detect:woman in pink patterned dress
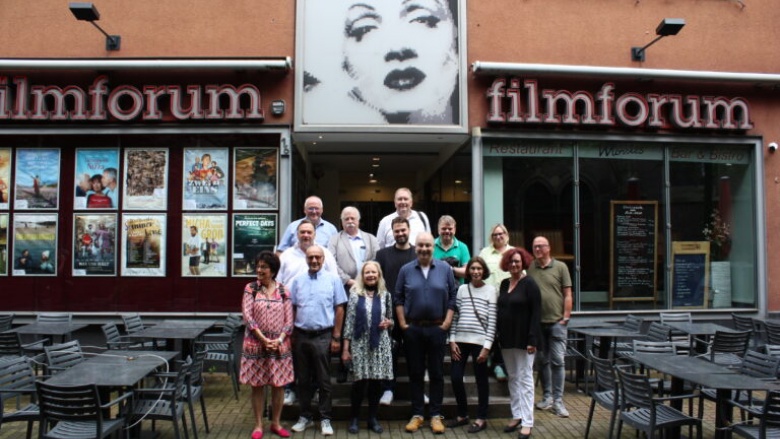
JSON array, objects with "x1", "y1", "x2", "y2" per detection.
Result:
[{"x1": 240, "y1": 251, "x2": 294, "y2": 439}]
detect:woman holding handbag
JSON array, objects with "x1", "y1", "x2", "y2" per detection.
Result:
[
  {"x1": 240, "y1": 251, "x2": 294, "y2": 439},
  {"x1": 447, "y1": 256, "x2": 497, "y2": 433}
]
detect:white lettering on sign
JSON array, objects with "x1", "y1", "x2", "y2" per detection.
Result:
[
  {"x1": 0, "y1": 75, "x2": 266, "y2": 122},
  {"x1": 486, "y1": 78, "x2": 752, "y2": 131}
]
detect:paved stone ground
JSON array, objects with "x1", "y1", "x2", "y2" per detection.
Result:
[{"x1": 0, "y1": 372, "x2": 725, "y2": 439}]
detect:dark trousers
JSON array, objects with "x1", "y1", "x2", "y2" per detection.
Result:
[
  {"x1": 404, "y1": 325, "x2": 446, "y2": 417},
  {"x1": 450, "y1": 342, "x2": 489, "y2": 419},
  {"x1": 293, "y1": 330, "x2": 333, "y2": 420},
  {"x1": 350, "y1": 379, "x2": 382, "y2": 419}
]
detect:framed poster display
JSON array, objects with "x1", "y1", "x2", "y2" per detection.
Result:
[
  {"x1": 609, "y1": 200, "x2": 658, "y2": 305},
  {"x1": 12, "y1": 213, "x2": 58, "y2": 276},
  {"x1": 233, "y1": 147, "x2": 278, "y2": 210},
  {"x1": 121, "y1": 214, "x2": 166, "y2": 277},
  {"x1": 181, "y1": 214, "x2": 227, "y2": 277},
  {"x1": 14, "y1": 148, "x2": 60, "y2": 210},
  {"x1": 232, "y1": 213, "x2": 277, "y2": 277},
  {"x1": 182, "y1": 148, "x2": 228, "y2": 210},
  {"x1": 73, "y1": 213, "x2": 118, "y2": 276},
  {"x1": 0, "y1": 213, "x2": 7, "y2": 275},
  {"x1": 671, "y1": 241, "x2": 710, "y2": 309},
  {"x1": 74, "y1": 148, "x2": 120, "y2": 210},
  {"x1": 0, "y1": 148, "x2": 10, "y2": 210},
  {"x1": 123, "y1": 148, "x2": 169, "y2": 210}
]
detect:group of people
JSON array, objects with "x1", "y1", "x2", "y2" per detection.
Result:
[{"x1": 238, "y1": 189, "x2": 572, "y2": 439}]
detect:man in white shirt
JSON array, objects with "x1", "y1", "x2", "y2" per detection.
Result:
[
  {"x1": 277, "y1": 196, "x2": 338, "y2": 253},
  {"x1": 376, "y1": 187, "x2": 431, "y2": 249},
  {"x1": 278, "y1": 219, "x2": 338, "y2": 287}
]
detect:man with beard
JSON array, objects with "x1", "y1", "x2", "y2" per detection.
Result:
[
  {"x1": 395, "y1": 232, "x2": 457, "y2": 434},
  {"x1": 376, "y1": 187, "x2": 431, "y2": 248},
  {"x1": 375, "y1": 217, "x2": 417, "y2": 406}
]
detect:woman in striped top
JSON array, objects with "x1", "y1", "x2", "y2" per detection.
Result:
[{"x1": 447, "y1": 256, "x2": 497, "y2": 433}]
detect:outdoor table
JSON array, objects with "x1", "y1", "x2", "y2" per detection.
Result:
[
  {"x1": 153, "y1": 319, "x2": 216, "y2": 330},
  {"x1": 632, "y1": 352, "x2": 780, "y2": 439},
  {"x1": 7, "y1": 322, "x2": 89, "y2": 342},
  {"x1": 569, "y1": 326, "x2": 643, "y2": 359},
  {"x1": 664, "y1": 322, "x2": 738, "y2": 354},
  {"x1": 125, "y1": 323, "x2": 213, "y2": 357},
  {"x1": 46, "y1": 350, "x2": 179, "y2": 387}
]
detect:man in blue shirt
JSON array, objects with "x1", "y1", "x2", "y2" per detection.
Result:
[
  {"x1": 277, "y1": 196, "x2": 338, "y2": 253},
  {"x1": 394, "y1": 232, "x2": 457, "y2": 434},
  {"x1": 289, "y1": 245, "x2": 347, "y2": 436}
]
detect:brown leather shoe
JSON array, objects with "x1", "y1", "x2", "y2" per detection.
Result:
[
  {"x1": 405, "y1": 416, "x2": 425, "y2": 433},
  {"x1": 430, "y1": 416, "x2": 446, "y2": 434}
]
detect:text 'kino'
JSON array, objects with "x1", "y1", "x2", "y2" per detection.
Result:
[
  {"x1": 0, "y1": 75, "x2": 264, "y2": 121},
  {"x1": 486, "y1": 78, "x2": 753, "y2": 130}
]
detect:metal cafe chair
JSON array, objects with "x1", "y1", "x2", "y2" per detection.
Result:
[
  {"x1": 36, "y1": 381, "x2": 131, "y2": 439},
  {"x1": 199, "y1": 313, "x2": 243, "y2": 400},
  {"x1": 697, "y1": 330, "x2": 751, "y2": 368},
  {"x1": 44, "y1": 340, "x2": 86, "y2": 375},
  {"x1": 615, "y1": 366, "x2": 703, "y2": 439},
  {"x1": 101, "y1": 322, "x2": 152, "y2": 350},
  {"x1": 584, "y1": 353, "x2": 622, "y2": 439},
  {"x1": 0, "y1": 356, "x2": 42, "y2": 439},
  {"x1": 732, "y1": 390, "x2": 780, "y2": 439},
  {"x1": 122, "y1": 313, "x2": 165, "y2": 350},
  {"x1": 129, "y1": 357, "x2": 193, "y2": 439},
  {"x1": 0, "y1": 314, "x2": 15, "y2": 332}
]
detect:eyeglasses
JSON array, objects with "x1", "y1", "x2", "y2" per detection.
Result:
[
  {"x1": 306, "y1": 207, "x2": 321, "y2": 212},
  {"x1": 491, "y1": 232, "x2": 506, "y2": 237},
  {"x1": 510, "y1": 259, "x2": 523, "y2": 264},
  {"x1": 533, "y1": 244, "x2": 549, "y2": 249}
]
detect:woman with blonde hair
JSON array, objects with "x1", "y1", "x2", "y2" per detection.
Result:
[{"x1": 342, "y1": 261, "x2": 394, "y2": 434}]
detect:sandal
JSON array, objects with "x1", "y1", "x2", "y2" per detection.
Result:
[
  {"x1": 468, "y1": 420, "x2": 487, "y2": 433},
  {"x1": 446, "y1": 417, "x2": 470, "y2": 428}
]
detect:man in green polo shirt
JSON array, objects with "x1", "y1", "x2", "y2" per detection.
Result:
[{"x1": 433, "y1": 215, "x2": 470, "y2": 281}]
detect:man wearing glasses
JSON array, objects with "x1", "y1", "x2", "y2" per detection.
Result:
[
  {"x1": 527, "y1": 236, "x2": 572, "y2": 418},
  {"x1": 277, "y1": 196, "x2": 338, "y2": 253}
]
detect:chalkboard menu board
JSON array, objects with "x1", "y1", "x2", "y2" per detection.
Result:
[
  {"x1": 671, "y1": 241, "x2": 710, "y2": 308},
  {"x1": 610, "y1": 201, "x2": 658, "y2": 304}
]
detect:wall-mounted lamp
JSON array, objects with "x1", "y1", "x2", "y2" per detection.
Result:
[
  {"x1": 631, "y1": 18, "x2": 685, "y2": 62},
  {"x1": 769, "y1": 142, "x2": 778, "y2": 153},
  {"x1": 69, "y1": 2, "x2": 121, "y2": 51},
  {"x1": 270, "y1": 100, "x2": 286, "y2": 116}
]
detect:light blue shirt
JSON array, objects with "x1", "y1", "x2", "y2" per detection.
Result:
[
  {"x1": 290, "y1": 269, "x2": 347, "y2": 331},
  {"x1": 276, "y1": 217, "x2": 338, "y2": 252},
  {"x1": 103, "y1": 187, "x2": 118, "y2": 208},
  {"x1": 348, "y1": 234, "x2": 366, "y2": 274}
]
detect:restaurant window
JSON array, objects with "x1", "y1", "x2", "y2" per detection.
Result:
[{"x1": 486, "y1": 136, "x2": 759, "y2": 312}]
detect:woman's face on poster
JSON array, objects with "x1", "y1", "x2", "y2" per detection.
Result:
[{"x1": 342, "y1": 0, "x2": 457, "y2": 120}]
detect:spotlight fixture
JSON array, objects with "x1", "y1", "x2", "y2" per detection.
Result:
[
  {"x1": 69, "y1": 2, "x2": 121, "y2": 51},
  {"x1": 631, "y1": 18, "x2": 685, "y2": 62}
]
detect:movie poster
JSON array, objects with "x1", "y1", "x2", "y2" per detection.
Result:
[
  {"x1": 232, "y1": 213, "x2": 277, "y2": 277},
  {"x1": 182, "y1": 148, "x2": 228, "y2": 210},
  {"x1": 123, "y1": 148, "x2": 169, "y2": 210},
  {"x1": 14, "y1": 149, "x2": 60, "y2": 210},
  {"x1": 0, "y1": 148, "x2": 10, "y2": 210},
  {"x1": 233, "y1": 148, "x2": 278, "y2": 210},
  {"x1": 121, "y1": 214, "x2": 166, "y2": 277},
  {"x1": 12, "y1": 213, "x2": 58, "y2": 276},
  {"x1": 72, "y1": 213, "x2": 117, "y2": 276},
  {"x1": 181, "y1": 214, "x2": 227, "y2": 277},
  {"x1": 74, "y1": 148, "x2": 120, "y2": 210},
  {"x1": 0, "y1": 214, "x2": 8, "y2": 275}
]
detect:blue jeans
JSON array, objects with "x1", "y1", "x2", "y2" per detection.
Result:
[
  {"x1": 450, "y1": 342, "x2": 489, "y2": 419},
  {"x1": 538, "y1": 322, "x2": 567, "y2": 402},
  {"x1": 403, "y1": 324, "x2": 446, "y2": 417}
]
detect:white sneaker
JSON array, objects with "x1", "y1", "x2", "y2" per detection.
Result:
[
  {"x1": 379, "y1": 390, "x2": 394, "y2": 406},
  {"x1": 291, "y1": 416, "x2": 313, "y2": 432},
  {"x1": 424, "y1": 393, "x2": 430, "y2": 404},
  {"x1": 283, "y1": 389, "x2": 297, "y2": 406},
  {"x1": 552, "y1": 400, "x2": 570, "y2": 418},
  {"x1": 321, "y1": 419, "x2": 334, "y2": 436}
]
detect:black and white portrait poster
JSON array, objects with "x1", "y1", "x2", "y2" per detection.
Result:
[
  {"x1": 182, "y1": 148, "x2": 229, "y2": 211},
  {"x1": 233, "y1": 147, "x2": 278, "y2": 210},
  {"x1": 123, "y1": 148, "x2": 169, "y2": 210},
  {"x1": 121, "y1": 214, "x2": 166, "y2": 277},
  {"x1": 295, "y1": 0, "x2": 467, "y2": 130},
  {"x1": 73, "y1": 213, "x2": 117, "y2": 276}
]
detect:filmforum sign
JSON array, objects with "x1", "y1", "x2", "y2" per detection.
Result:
[
  {"x1": 486, "y1": 78, "x2": 753, "y2": 131},
  {"x1": 0, "y1": 75, "x2": 265, "y2": 122}
]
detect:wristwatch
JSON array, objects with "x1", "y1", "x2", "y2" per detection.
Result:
[{"x1": 561, "y1": 318, "x2": 570, "y2": 324}]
